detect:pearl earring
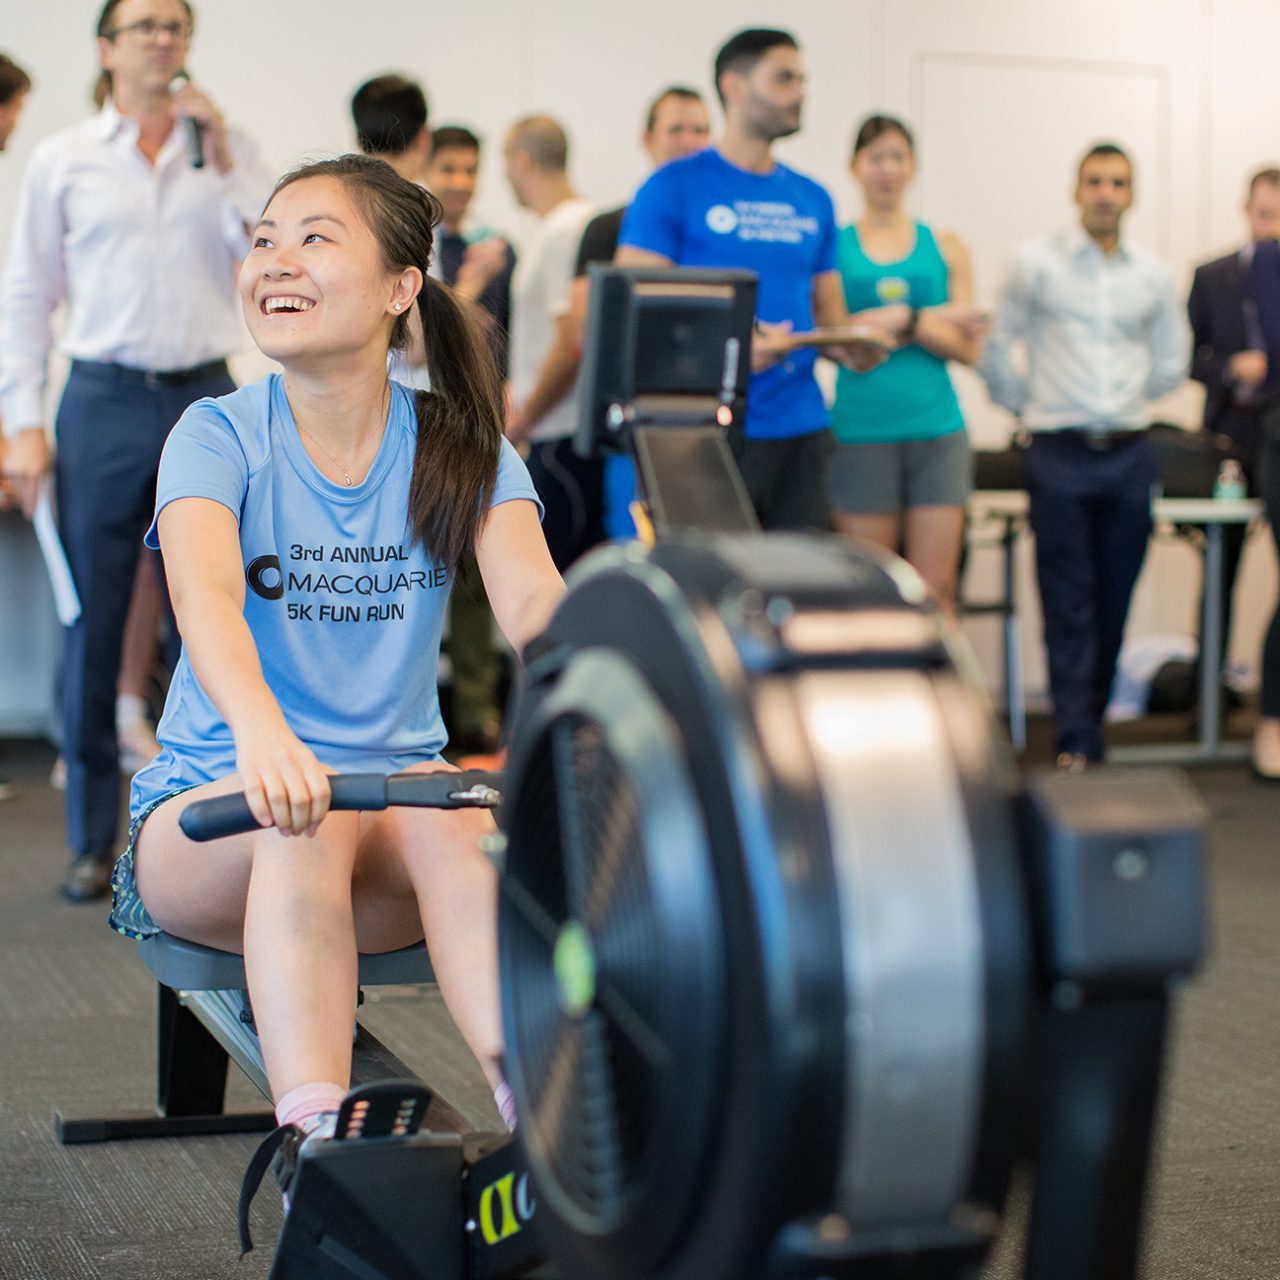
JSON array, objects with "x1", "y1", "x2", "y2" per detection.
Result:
[{"x1": 393, "y1": 302, "x2": 402, "y2": 312}]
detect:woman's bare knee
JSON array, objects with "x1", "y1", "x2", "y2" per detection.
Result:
[
  {"x1": 836, "y1": 511, "x2": 900, "y2": 551},
  {"x1": 133, "y1": 783, "x2": 255, "y2": 948},
  {"x1": 132, "y1": 781, "x2": 363, "y2": 949}
]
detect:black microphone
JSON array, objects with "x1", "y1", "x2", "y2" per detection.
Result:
[{"x1": 168, "y1": 71, "x2": 205, "y2": 169}]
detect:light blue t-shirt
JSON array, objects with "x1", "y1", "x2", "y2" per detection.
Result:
[
  {"x1": 619, "y1": 148, "x2": 838, "y2": 441},
  {"x1": 129, "y1": 375, "x2": 540, "y2": 819}
]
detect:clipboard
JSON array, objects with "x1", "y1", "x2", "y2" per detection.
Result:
[{"x1": 779, "y1": 326, "x2": 892, "y2": 354}]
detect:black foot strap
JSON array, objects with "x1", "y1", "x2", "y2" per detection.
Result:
[
  {"x1": 239, "y1": 1124, "x2": 293, "y2": 1255},
  {"x1": 238, "y1": 1081, "x2": 434, "y2": 1257}
]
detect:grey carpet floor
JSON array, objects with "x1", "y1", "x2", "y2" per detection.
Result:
[
  {"x1": 0, "y1": 722, "x2": 1276, "y2": 1279},
  {"x1": 0, "y1": 740, "x2": 500, "y2": 1280}
]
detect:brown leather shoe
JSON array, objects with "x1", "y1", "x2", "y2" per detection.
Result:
[{"x1": 59, "y1": 854, "x2": 113, "y2": 903}]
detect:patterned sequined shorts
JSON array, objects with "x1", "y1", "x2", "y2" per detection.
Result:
[{"x1": 109, "y1": 786, "x2": 198, "y2": 940}]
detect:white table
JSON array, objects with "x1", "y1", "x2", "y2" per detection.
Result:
[{"x1": 965, "y1": 491, "x2": 1265, "y2": 762}]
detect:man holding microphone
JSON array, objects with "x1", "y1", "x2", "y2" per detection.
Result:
[{"x1": 0, "y1": 0, "x2": 270, "y2": 900}]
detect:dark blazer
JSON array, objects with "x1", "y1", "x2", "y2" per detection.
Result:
[{"x1": 1187, "y1": 249, "x2": 1263, "y2": 458}]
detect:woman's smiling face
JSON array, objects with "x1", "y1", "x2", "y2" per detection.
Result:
[{"x1": 240, "y1": 175, "x2": 416, "y2": 367}]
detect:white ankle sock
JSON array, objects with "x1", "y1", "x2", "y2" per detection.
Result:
[
  {"x1": 275, "y1": 1081, "x2": 347, "y2": 1131},
  {"x1": 494, "y1": 1081, "x2": 517, "y2": 1132}
]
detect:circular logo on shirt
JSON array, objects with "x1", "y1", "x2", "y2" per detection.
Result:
[
  {"x1": 246, "y1": 554, "x2": 284, "y2": 601},
  {"x1": 706, "y1": 204, "x2": 739, "y2": 235},
  {"x1": 876, "y1": 276, "x2": 910, "y2": 304}
]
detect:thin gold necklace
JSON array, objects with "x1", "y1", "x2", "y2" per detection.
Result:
[{"x1": 298, "y1": 385, "x2": 390, "y2": 487}]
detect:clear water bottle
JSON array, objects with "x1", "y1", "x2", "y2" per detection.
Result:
[{"x1": 1214, "y1": 458, "x2": 1247, "y2": 500}]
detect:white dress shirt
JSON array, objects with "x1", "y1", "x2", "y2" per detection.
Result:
[
  {"x1": 981, "y1": 226, "x2": 1190, "y2": 431},
  {"x1": 0, "y1": 102, "x2": 273, "y2": 435},
  {"x1": 509, "y1": 196, "x2": 594, "y2": 443}
]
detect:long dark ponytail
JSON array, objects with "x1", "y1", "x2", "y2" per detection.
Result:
[
  {"x1": 266, "y1": 154, "x2": 504, "y2": 573},
  {"x1": 409, "y1": 273, "x2": 504, "y2": 571}
]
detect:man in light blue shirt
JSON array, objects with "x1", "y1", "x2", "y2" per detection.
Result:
[{"x1": 982, "y1": 143, "x2": 1190, "y2": 766}]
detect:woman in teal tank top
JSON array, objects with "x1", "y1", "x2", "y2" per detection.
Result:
[{"x1": 829, "y1": 116, "x2": 987, "y2": 618}]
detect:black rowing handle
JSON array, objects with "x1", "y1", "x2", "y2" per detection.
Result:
[{"x1": 179, "y1": 770, "x2": 504, "y2": 842}]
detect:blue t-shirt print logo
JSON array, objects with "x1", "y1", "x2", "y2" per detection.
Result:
[
  {"x1": 706, "y1": 204, "x2": 739, "y2": 235},
  {"x1": 706, "y1": 200, "x2": 819, "y2": 246},
  {"x1": 246, "y1": 554, "x2": 284, "y2": 601}
]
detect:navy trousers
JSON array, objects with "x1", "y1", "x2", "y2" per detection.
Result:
[
  {"x1": 55, "y1": 359, "x2": 235, "y2": 860},
  {"x1": 1024, "y1": 432, "x2": 1158, "y2": 760}
]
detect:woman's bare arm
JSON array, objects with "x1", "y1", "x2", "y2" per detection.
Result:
[
  {"x1": 473, "y1": 498, "x2": 567, "y2": 658},
  {"x1": 157, "y1": 497, "x2": 332, "y2": 834}
]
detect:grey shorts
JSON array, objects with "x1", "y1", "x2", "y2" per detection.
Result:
[{"x1": 828, "y1": 430, "x2": 973, "y2": 515}]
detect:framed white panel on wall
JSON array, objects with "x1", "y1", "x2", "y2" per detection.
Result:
[{"x1": 912, "y1": 53, "x2": 1171, "y2": 297}]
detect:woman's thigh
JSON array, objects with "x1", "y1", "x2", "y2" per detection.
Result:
[
  {"x1": 834, "y1": 509, "x2": 901, "y2": 551},
  {"x1": 137, "y1": 777, "x2": 394, "y2": 952},
  {"x1": 135, "y1": 760, "x2": 495, "y2": 954},
  {"x1": 133, "y1": 774, "x2": 264, "y2": 951},
  {"x1": 350, "y1": 760, "x2": 498, "y2": 951},
  {"x1": 904, "y1": 504, "x2": 967, "y2": 598}
]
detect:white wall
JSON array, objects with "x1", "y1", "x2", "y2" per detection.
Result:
[{"x1": 1, "y1": 0, "x2": 1278, "y2": 723}]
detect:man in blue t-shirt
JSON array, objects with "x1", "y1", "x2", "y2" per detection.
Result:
[{"x1": 618, "y1": 27, "x2": 890, "y2": 530}]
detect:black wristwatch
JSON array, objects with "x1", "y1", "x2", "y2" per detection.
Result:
[{"x1": 903, "y1": 307, "x2": 920, "y2": 340}]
